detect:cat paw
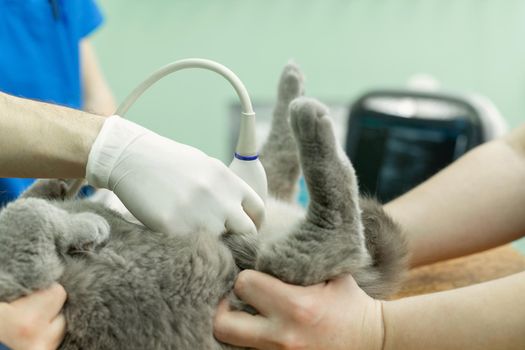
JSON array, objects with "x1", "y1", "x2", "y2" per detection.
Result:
[
  {"x1": 277, "y1": 62, "x2": 305, "y2": 105},
  {"x1": 290, "y1": 97, "x2": 332, "y2": 142},
  {"x1": 59, "y1": 213, "x2": 110, "y2": 254}
]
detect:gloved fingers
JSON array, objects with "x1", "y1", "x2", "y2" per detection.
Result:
[
  {"x1": 225, "y1": 206, "x2": 258, "y2": 235},
  {"x1": 199, "y1": 214, "x2": 229, "y2": 236},
  {"x1": 241, "y1": 190, "x2": 265, "y2": 229}
]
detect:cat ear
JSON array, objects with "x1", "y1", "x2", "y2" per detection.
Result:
[{"x1": 20, "y1": 179, "x2": 85, "y2": 200}]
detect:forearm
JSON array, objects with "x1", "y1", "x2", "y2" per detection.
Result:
[
  {"x1": 81, "y1": 40, "x2": 116, "y2": 116},
  {"x1": 383, "y1": 271, "x2": 525, "y2": 349},
  {"x1": 385, "y1": 126, "x2": 525, "y2": 267},
  {"x1": 0, "y1": 92, "x2": 104, "y2": 178}
]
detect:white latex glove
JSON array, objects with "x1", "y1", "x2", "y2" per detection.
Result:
[{"x1": 86, "y1": 116, "x2": 264, "y2": 235}]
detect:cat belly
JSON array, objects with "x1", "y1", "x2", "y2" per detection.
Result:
[{"x1": 58, "y1": 229, "x2": 239, "y2": 349}]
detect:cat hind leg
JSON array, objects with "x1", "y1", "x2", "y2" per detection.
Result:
[
  {"x1": 255, "y1": 98, "x2": 371, "y2": 286},
  {"x1": 260, "y1": 63, "x2": 304, "y2": 202},
  {"x1": 290, "y1": 97, "x2": 364, "y2": 238}
]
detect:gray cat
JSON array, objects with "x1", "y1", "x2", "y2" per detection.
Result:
[{"x1": 0, "y1": 63, "x2": 408, "y2": 349}]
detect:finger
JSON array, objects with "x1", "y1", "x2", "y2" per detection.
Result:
[
  {"x1": 48, "y1": 313, "x2": 67, "y2": 349},
  {"x1": 241, "y1": 188, "x2": 265, "y2": 229},
  {"x1": 225, "y1": 206, "x2": 258, "y2": 235},
  {"x1": 233, "y1": 270, "x2": 300, "y2": 316},
  {"x1": 29, "y1": 283, "x2": 67, "y2": 319},
  {"x1": 329, "y1": 273, "x2": 372, "y2": 301},
  {"x1": 330, "y1": 273, "x2": 359, "y2": 290},
  {"x1": 214, "y1": 299, "x2": 273, "y2": 349}
]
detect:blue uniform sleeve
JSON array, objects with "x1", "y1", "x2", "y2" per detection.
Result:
[{"x1": 77, "y1": 0, "x2": 104, "y2": 39}]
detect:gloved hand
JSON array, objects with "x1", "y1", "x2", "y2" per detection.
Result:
[
  {"x1": 0, "y1": 284, "x2": 67, "y2": 350},
  {"x1": 86, "y1": 116, "x2": 264, "y2": 235}
]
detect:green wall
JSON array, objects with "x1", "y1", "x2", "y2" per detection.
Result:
[{"x1": 92, "y1": 0, "x2": 525, "y2": 162}]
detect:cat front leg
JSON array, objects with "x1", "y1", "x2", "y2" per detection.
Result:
[
  {"x1": 0, "y1": 198, "x2": 109, "y2": 302},
  {"x1": 0, "y1": 199, "x2": 65, "y2": 301},
  {"x1": 259, "y1": 63, "x2": 304, "y2": 202},
  {"x1": 56, "y1": 211, "x2": 110, "y2": 255}
]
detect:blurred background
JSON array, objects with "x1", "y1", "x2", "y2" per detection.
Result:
[
  {"x1": 93, "y1": 0, "x2": 525, "y2": 162},
  {"x1": 1, "y1": 4, "x2": 524, "y2": 348},
  {"x1": 91, "y1": 0, "x2": 525, "y2": 252}
]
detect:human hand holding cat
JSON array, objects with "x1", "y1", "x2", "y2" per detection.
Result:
[
  {"x1": 0, "y1": 283, "x2": 66, "y2": 350},
  {"x1": 86, "y1": 116, "x2": 265, "y2": 235},
  {"x1": 213, "y1": 270, "x2": 384, "y2": 350}
]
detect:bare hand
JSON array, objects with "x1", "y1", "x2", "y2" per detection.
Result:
[
  {"x1": 0, "y1": 283, "x2": 67, "y2": 350},
  {"x1": 214, "y1": 270, "x2": 384, "y2": 350}
]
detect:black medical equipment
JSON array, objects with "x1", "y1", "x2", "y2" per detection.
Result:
[{"x1": 345, "y1": 90, "x2": 503, "y2": 203}]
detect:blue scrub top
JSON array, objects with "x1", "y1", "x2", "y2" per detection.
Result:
[{"x1": 0, "y1": 0, "x2": 103, "y2": 205}]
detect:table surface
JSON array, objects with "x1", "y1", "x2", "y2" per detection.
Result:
[{"x1": 394, "y1": 244, "x2": 525, "y2": 298}]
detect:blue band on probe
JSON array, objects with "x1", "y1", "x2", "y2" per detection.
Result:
[{"x1": 234, "y1": 153, "x2": 259, "y2": 161}]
